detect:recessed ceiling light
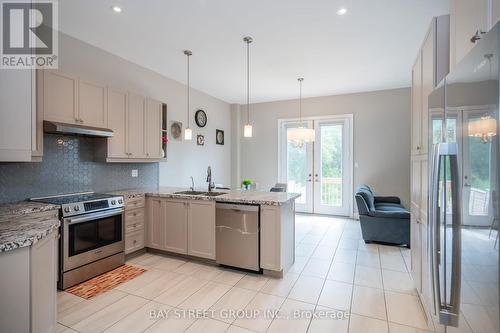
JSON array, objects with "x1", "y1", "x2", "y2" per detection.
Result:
[
  {"x1": 337, "y1": 7, "x2": 347, "y2": 15},
  {"x1": 111, "y1": 5, "x2": 122, "y2": 13}
]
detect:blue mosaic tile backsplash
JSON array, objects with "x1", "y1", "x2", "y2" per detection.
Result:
[{"x1": 0, "y1": 134, "x2": 158, "y2": 203}]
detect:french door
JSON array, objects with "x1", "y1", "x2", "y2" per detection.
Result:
[{"x1": 279, "y1": 116, "x2": 353, "y2": 216}]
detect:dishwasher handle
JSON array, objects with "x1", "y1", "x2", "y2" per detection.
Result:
[{"x1": 216, "y1": 202, "x2": 259, "y2": 212}]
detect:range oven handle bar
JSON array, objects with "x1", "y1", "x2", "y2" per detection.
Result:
[
  {"x1": 65, "y1": 208, "x2": 124, "y2": 225},
  {"x1": 430, "y1": 143, "x2": 461, "y2": 327}
]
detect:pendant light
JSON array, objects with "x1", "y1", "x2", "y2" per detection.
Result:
[
  {"x1": 468, "y1": 54, "x2": 497, "y2": 143},
  {"x1": 287, "y1": 78, "x2": 315, "y2": 147},
  {"x1": 184, "y1": 50, "x2": 193, "y2": 140},
  {"x1": 243, "y1": 36, "x2": 253, "y2": 138}
]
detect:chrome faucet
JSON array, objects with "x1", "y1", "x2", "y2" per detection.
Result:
[
  {"x1": 190, "y1": 176, "x2": 195, "y2": 191},
  {"x1": 206, "y1": 166, "x2": 215, "y2": 192}
]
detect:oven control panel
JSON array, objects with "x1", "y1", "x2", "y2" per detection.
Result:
[{"x1": 61, "y1": 196, "x2": 124, "y2": 217}]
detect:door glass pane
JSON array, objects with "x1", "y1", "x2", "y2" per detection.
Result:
[
  {"x1": 320, "y1": 124, "x2": 342, "y2": 207},
  {"x1": 466, "y1": 116, "x2": 493, "y2": 217},
  {"x1": 286, "y1": 127, "x2": 307, "y2": 204}
]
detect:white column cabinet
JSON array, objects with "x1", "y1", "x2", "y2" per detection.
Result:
[
  {"x1": 188, "y1": 201, "x2": 216, "y2": 259},
  {"x1": 411, "y1": 54, "x2": 423, "y2": 155}
]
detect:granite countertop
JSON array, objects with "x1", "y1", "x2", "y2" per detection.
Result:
[
  {"x1": 110, "y1": 187, "x2": 301, "y2": 206},
  {"x1": 0, "y1": 201, "x2": 60, "y2": 221}
]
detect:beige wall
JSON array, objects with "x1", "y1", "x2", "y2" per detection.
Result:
[
  {"x1": 59, "y1": 33, "x2": 232, "y2": 188},
  {"x1": 235, "y1": 88, "x2": 411, "y2": 208}
]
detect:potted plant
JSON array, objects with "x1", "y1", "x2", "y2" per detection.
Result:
[{"x1": 242, "y1": 179, "x2": 252, "y2": 190}]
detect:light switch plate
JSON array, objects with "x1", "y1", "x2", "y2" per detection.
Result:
[{"x1": 131, "y1": 169, "x2": 138, "y2": 177}]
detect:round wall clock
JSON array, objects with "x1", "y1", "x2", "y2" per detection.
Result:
[{"x1": 195, "y1": 109, "x2": 207, "y2": 127}]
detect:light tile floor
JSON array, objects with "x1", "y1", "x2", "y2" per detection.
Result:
[{"x1": 56, "y1": 214, "x2": 433, "y2": 333}]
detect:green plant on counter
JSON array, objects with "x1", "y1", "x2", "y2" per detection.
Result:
[{"x1": 242, "y1": 179, "x2": 253, "y2": 186}]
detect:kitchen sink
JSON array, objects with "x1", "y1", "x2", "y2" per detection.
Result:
[{"x1": 173, "y1": 191, "x2": 226, "y2": 197}]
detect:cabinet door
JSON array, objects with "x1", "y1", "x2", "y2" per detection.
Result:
[
  {"x1": 421, "y1": 29, "x2": 434, "y2": 156},
  {"x1": 411, "y1": 158, "x2": 422, "y2": 217},
  {"x1": 410, "y1": 217, "x2": 422, "y2": 293},
  {"x1": 43, "y1": 70, "x2": 78, "y2": 124},
  {"x1": 127, "y1": 93, "x2": 146, "y2": 158},
  {"x1": 163, "y1": 200, "x2": 188, "y2": 254},
  {"x1": 450, "y1": 0, "x2": 489, "y2": 68},
  {"x1": 146, "y1": 99, "x2": 162, "y2": 158},
  {"x1": 188, "y1": 201, "x2": 215, "y2": 259},
  {"x1": 147, "y1": 198, "x2": 163, "y2": 249},
  {"x1": 79, "y1": 79, "x2": 107, "y2": 127},
  {"x1": 260, "y1": 205, "x2": 281, "y2": 271},
  {"x1": 31, "y1": 231, "x2": 57, "y2": 333},
  {"x1": 411, "y1": 54, "x2": 422, "y2": 155},
  {"x1": 0, "y1": 68, "x2": 33, "y2": 161},
  {"x1": 107, "y1": 88, "x2": 128, "y2": 158}
]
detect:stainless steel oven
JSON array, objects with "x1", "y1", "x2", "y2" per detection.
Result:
[
  {"x1": 63, "y1": 208, "x2": 124, "y2": 272},
  {"x1": 31, "y1": 192, "x2": 125, "y2": 289}
]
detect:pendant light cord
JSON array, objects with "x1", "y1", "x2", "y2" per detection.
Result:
[
  {"x1": 298, "y1": 78, "x2": 304, "y2": 126},
  {"x1": 187, "y1": 53, "x2": 190, "y2": 128},
  {"x1": 246, "y1": 39, "x2": 250, "y2": 125}
]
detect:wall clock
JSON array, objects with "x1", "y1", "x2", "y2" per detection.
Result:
[{"x1": 195, "y1": 109, "x2": 207, "y2": 127}]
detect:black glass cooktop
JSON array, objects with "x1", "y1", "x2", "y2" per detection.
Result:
[{"x1": 32, "y1": 193, "x2": 113, "y2": 205}]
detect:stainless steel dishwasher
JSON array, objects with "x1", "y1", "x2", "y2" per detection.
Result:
[{"x1": 215, "y1": 203, "x2": 260, "y2": 272}]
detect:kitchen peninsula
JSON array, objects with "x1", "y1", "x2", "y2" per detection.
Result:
[{"x1": 113, "y1": 187, "x2": 300, "y2": 276}]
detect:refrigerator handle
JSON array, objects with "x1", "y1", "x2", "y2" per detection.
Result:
[
  {"x1": 430, "y1": 144, "x2": 441, "y2": 317},
  {"x1": 431, "y1": 143, "x2": 462, "y2": 327}
]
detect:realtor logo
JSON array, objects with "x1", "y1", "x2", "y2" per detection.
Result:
[{"x1": 1, "y1": 0, "x2": 58, "y2": 68}]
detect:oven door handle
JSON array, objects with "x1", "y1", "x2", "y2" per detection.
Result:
[{"x1": 65, "y1": 208, "x2": 124, "y2": 225}]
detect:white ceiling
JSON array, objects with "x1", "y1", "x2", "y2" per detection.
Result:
[{"x1": 59, "y1": 0, "x2": 449, "y2": 104}]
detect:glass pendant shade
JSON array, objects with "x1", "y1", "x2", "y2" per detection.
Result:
[
  {"x1": 244, "y1": 124, "x2": 253, "y2": 138},
  {"x1": 184, "y1": 128, "x2": 193, "y2": 140},
  {"x1": 287, "y1": 126, "x2": 315, "y2": 143},
  {"x1": 468, "y1": 115, "x2": 497, "y2": 143}
]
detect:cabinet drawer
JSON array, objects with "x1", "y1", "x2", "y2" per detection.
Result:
[
  {"x1": 125, "y1": 230, "x2": 144, "y2": 254},
  {"x1": 125, "y1": 209, "x2": 144, "y2": 233},
  {"x1": 125, "y1": 196, "x2": 145, "y2": 210}
]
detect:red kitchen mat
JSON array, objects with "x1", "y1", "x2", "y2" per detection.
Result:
[{"x1": 66, "y1": 265, "x2": 146, "y2": 299}]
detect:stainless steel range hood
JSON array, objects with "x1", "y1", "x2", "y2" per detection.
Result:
[{"x1": 43, "y1": 121, "x2": 114, "y2": 137}]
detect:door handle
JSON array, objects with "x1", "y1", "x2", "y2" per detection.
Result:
[
  {"x1": 430, "y1": 143, "x2": 461, "y2": 327},
  {"x1": 307, "y1": 173, "x2": 312, "y2": 182},
  {"x1": 314, "y1": 173, "x2": 319, "y2": 182}
]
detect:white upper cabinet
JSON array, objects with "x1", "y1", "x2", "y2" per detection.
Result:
[
  {"x1": 146, "y1": 99, "x2": 163, "y2": 159},
  {"x1": 43, "y1": 70, "x2": 107, "y2": 127},
  {"x1": 411, "y1": 54, "x2": 423, "y2": 156},
  {"x1": 0, "y1": 69, "x2": 42, "y2": 162},
  {"x1": 127, "y1": 93, "x2": 147, "y2": 159},
  {"x1": 43, "y1": 70, "x2": 78, "y2": 124},
  {"x1": 107, "y1": 88, "x2": 128, "y2": 158},
  {"x1": 450, "y1": 0, "x2": 498, "y2": 69},
  {"x1": 78, "y1": 79, "x2": 107, "y2": 127}
]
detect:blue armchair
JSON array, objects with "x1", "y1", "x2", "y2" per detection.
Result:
[{"x1": 355, "y1": 185, "x2": 410, "y2": 247}]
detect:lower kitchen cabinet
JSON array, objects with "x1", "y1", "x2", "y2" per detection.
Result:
[
  {"x1": 163, "y1": 200, "x2": 188, "y2": 254},
  {"x1": 124, "y1": 196, "x2": 146, "y2": 255},
  {"x1": 0, "y1": 229, "x2": 58, "y2": 333},
  {"x1": 260, "y1": 202, "x2": 295, "y2": 273},
  {"x1": 188, "y1": 201, "x2": 215, "y2": 260},
  {"x1": 146, "y1": 198, "x2": 215, "y2": 259}
]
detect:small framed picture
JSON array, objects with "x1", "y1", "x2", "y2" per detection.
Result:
[
  {"x1": 216, "y1": 129, "x2": 224, "y2": 145},
  {"x1": 197, "y1": 135, "x2": 205, "y2": 146},
  {"x1": 170, "y1": 121, "x2": 183, "y2": 141}
]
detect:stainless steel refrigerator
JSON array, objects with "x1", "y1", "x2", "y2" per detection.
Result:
[{"x1": 427, "y1": 23, "x2": 499, "y2": 332}]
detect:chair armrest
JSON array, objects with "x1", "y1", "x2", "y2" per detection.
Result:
[
  {"x1": 374, "y1": 196, "x2": 401, "y2": 204},
  {"x1": 368, "y1": 210, "x2": 409, "y2": 219}
]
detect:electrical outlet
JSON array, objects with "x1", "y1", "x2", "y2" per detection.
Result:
[{"x1": 131, "y1": 169, "x2": 138, "y2": 178}]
